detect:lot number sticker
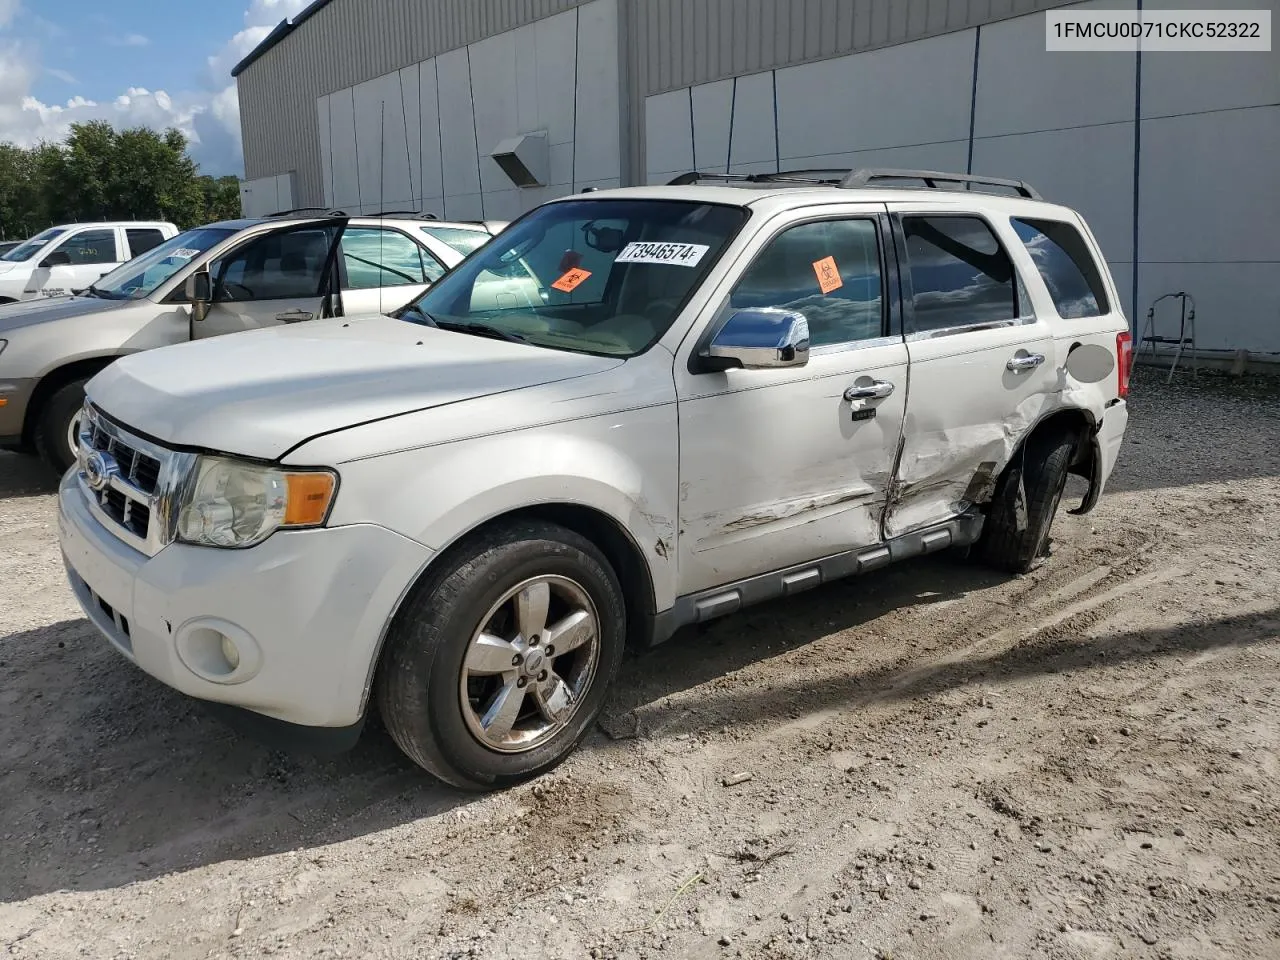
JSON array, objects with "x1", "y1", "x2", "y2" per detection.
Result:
[
  {"x1": 812, "y1": 256, "x2": 843, "y2": 294},
  {"x1": 551, "y1": 267, "x2": 592, "y2": 292},
  {"x1": 615, "y1": 241, "x2": 709, "y2": 267}
]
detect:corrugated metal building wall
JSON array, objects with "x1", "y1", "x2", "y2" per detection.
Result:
[
  {"x1": 237, "y1": 0, "x2": 589, "y2": 208},
  {"x1": 238, "y1": 0, "x2": 1073, "y2": 205},
  {"x1": 619, "y1": 0, "x2": 1070, "y2": 188}
]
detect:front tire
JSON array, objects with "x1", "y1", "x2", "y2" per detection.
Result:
[
  {"x1": 376, "y1": 520, "x2": 626, "y2": 790},
  {"x1": 978, "y1": 432, "x2": 1075, "y2": 574},
  {"x1": 34, "y1": 378, "x2": 88, "y2": 476}
]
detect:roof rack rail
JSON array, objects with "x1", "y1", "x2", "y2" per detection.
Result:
[
  {"x1": 666, "y1": 170, "x2": 847, "y2": 187},
  {"x1": 264, "y1": 206, "x2": 350, "y2": 218},
  {"x1": 840, "y1": 168, "x2": 1043, "y2": 200},
  {"x1": 365, "y1": 209, "x2": 439, "y2": 219},
  {"x1": 667, "y1": 168, "x2": 1043, "y2": 200}
]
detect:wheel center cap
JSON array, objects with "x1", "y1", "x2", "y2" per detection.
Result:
[{"x1": 523, "y1": 648, "x2": 546, "y2": 674}]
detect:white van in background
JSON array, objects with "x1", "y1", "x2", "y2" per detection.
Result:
[{"x1": 0, "y1": 222, "x2": 179, "y2": 303}]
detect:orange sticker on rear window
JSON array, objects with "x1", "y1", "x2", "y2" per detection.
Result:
[
  {"x1": 812, "y1": 256, "x2": 843, "y2": 295},
  {"x1": 551, "y1": 267, "x2": 592, "y2": 292}
]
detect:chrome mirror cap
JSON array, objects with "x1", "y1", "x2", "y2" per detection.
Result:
[{"x1": 704, "y1": 307, "x2": 810, "y2": 370}]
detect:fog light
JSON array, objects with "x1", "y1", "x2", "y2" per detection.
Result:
[
  {"x1": 175, "y1": 618, "x2": 261, "y2": 684},
  {"x1": 220, "y1": 634, "x2": 240, "y2": 671}
]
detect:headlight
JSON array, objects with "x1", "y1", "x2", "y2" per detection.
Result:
[{"x1": 176, "y1": 456, "x2": 337, "y2": 548}]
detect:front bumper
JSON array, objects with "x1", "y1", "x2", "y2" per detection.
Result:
[
  {"x1": 0, "y1": 377, "x2": 35, "y2": 445},
  {"x1": 58, "y1": 469, "x2": 433, "y2": 729}
]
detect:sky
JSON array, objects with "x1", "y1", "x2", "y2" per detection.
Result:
[{"x1": 0, "y1": 0, "x2": 310, "y2": 177}]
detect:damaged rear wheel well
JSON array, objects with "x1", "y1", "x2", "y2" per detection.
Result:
[{"x1": 998, "y1": 408, "x2": 1097, "y2": 507}]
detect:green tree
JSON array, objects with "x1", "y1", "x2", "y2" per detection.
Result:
[
  {"x1": 0, "y1": 122, "x2": 240, "y2": 238},
  {"x1": 199, "y1": 174, "x2": 243, "y2": 223}
]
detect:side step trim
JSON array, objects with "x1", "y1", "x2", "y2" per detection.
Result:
[{"x1": 646, "y1": 510, "x2": 984, "y2": 646}]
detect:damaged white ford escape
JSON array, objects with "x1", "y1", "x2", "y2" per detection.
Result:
[{"x1": 58, "y1": 169, "x2": 1131, "y2": 789}]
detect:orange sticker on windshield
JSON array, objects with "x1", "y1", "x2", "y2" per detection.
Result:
[
  {"x1": 551, "y1": 267, "x2": 592, "y2": 292},
  {"x1": 812, "y1": 256, "x2": 843, "y2": 295}
]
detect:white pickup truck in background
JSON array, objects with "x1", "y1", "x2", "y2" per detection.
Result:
[{"x1": 0, "y1": 222, "x2": 178, "y2": 303}]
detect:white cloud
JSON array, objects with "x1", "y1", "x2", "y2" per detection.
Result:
[
  {"x1": 44, "y1": 66, "x2": 75, "y2": 84},
  {"x1": 109, "y1": 33, "x2": 150, "y2": 47},
  {"x1": 0, "y1": 0, "x2": 308, "y2": 176}
]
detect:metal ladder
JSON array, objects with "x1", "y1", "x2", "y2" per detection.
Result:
[{"x1": 1137, "y1": 291, "x2": 1197, "y2": 384}]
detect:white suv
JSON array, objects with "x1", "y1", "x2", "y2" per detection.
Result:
[
  {"x1": 57, "y1": 169, "x2": 1131, "y2": 790},
  {"x1": 0, "y1": 221, "x2": 178, "y2": 303}
]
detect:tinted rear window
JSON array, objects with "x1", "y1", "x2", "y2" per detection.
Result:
[{"x1": 1012, "y1": 218, "x2": 1109, "y2": 319}]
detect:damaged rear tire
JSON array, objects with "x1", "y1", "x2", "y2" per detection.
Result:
[{"x1": 978, "y1": 432, "x2": 1075, "y2": 575}]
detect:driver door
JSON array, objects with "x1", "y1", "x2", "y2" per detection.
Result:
[
  {"x1": 195, "y1": 223, "x2": 343, "y2": 339},
  {"x1": 25, "y1": 227, "x2": 122, "y2": 299}
]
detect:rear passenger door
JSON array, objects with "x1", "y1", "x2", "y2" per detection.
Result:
[
  {"x1": 196, "y1": 224, "x2": 343, "y2": 339},
  {"x1": 338, "y1": 226, "x2": 446, "y2": 316},
  {"x1": 884, "y1": 207, "x2": 1058, "y2": 538}
]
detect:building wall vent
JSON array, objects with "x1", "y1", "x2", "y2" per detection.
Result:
[{"x1": 491, "y1": 132, "x2": 549, "y2": 188}]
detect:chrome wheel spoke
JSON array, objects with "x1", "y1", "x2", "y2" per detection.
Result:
[
  {"x1": 459, "y1": 574, "x2": 601, "y2": 754},
  {"x1": 545, "y1": 609, "x2": 594, "y2": 656},
  {"x1": 480, "y1": 680, "x2": 526, "y2": 741},
  {"x1": 515, "y1": 581, "x2": 550, "y2": 641},
  {"x1": 532, "y1": 673, "x2": 575, "y2": 723},
  {"x1": 465, "y1": 632, "x2": 519, "y2": 675}
]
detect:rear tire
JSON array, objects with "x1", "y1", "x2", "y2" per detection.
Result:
[
  {"x1": 376, "y1": 520, "x2": 626, "y2": 791},
  {"x1": 978, "y1": 432, "x2": 1075, "y2": 575},
  {"x1": 34, "y1": 379, "x2": 88, "y2": 476}
]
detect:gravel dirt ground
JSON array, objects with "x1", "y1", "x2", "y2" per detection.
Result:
[{"x1": 1, "y1": 373, "x2": 1278, "y2": 960}]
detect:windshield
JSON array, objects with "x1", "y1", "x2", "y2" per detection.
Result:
[
  {"x1": 400, "y1": 199, "x2": 747, "y2": 356},
  {"x1": 1, "y1": 227, "x2": 66, "y2": 262},
  {"x1": 88, "y1": 227, "x2": 236, "y2": 300}
]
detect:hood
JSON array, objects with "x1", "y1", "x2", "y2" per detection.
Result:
[
  {"x1": 87, "y1": 314, "x2": 623, "y2": 460},
  {"x1": 0, "y1": 294, "x2": 128, "y2": 335},
  {"x1": 0, "y1": 261, "x2": 18, "y2": 275}
]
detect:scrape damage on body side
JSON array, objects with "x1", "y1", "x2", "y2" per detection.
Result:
[{"x1": 883, "y1": 387, "x2": 1096, "y2": 539}]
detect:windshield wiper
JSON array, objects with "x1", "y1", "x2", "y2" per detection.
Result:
[
  {"x1": 395, "y1": 302, "x2": 438, "y2": 326},
  {"x1": 433, "y1": 319, "x2": 529, "y2": 344},
  {"x1": 81, "y1": 283, "x2": 120, "y2": 300}
]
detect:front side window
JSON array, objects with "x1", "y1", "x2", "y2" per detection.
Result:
[
  {"x1": 730, "y1": 218, "x2": 884, "y2": 347},
  {"x1": 1, "y1": 227, "x2": 65, "y2": 262},
  {"x1": 1012, "y1": 218, "x2": 1108, "y2": 319},
  {"x1": 902, "y1": 216, "x2": 1017, "y2": 333},
  {"x1": 400, "y1": 199, "x2": 748, "y2": 357},
  {"x1": 341, "y1": 228, "x2": 443, "y2": 290},
  {"x1": 421, "y1": 225, "x2": 492, "y2": 256},
  {"x1": 91, "y1": 227, "x2": 237, "y2": 300},
  {"x1": 51, "y1": 228, "x2": 118, "y2": 266},
  {"x1": 210, "y1": 226, "x2": 339, "y2": 301}
]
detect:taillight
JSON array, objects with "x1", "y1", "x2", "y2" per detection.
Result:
[{"x1": 1116, "y1": 331, "x2": 1133, "y2": 399}]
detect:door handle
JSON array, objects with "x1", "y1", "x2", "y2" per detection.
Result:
[
  {"x1": 276, "y1": 309, "x2": 314, "y2": 323},
  {"x1": 1006, "y1": 353, "x2": 1045, "y2": 372},
  {"x1": 843, "y1": 380, "x2": 895, "y2": 401}
]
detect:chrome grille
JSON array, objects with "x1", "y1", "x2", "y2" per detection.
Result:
[
  {"x1": 76, "y1": 403, "x2": 194, "y2": 557},
  {"x1": 83, "y1": 418, "x2": 163, "y2": 495}
]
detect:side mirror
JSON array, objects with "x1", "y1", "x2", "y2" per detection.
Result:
[
  {"x1": 701, "y1": 308, "x2": 810, "y2": 371},
  {"x1": 40, "y1": 251, "x2": 72, "y2": 268},
  {"x1": 185, "y1": 270, "x2": 212, "y2": 322}
]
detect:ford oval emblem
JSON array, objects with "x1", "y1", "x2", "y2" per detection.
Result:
[{"x1": 83, "y1": 450, "x2": 117, "y2": 492}]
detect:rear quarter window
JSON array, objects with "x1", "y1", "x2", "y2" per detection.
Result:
[{"x1": 1011, "y1": 218, "x2": 1109, "y2": 319}]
